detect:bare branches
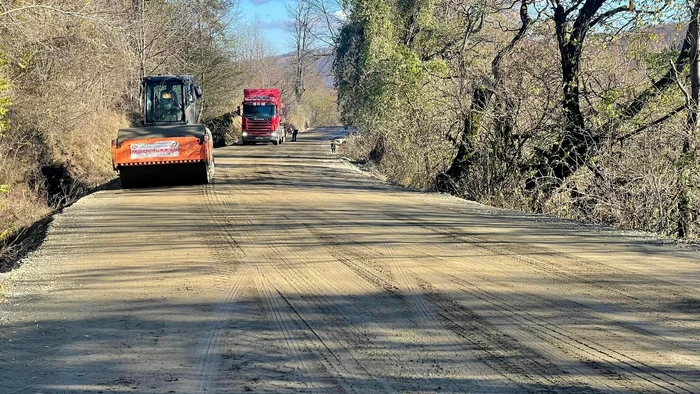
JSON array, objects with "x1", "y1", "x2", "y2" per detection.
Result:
[
  {"x1": 671, "y1": 59, "x2": 692, "y2": 106},
  {"x1": 288, "y1": 0, "x2": 315, "y2": 102},
  {"x1": 617, "y1": 106, "x2": 685, "y2": 142},
  {"x1": 492, "y1": 0, "x2": 537, "y2": 81},
  {"x1": 0, "y1": 4, "x2": 90, "y2": 18},
  {"x1": 307, "y1": 0, "x2": 345, "y2": 47},
  {"x1": 589, "y1": 5, "x2": 634, "y2": 29}
]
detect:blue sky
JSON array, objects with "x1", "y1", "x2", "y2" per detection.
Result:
[{"x1": 238, "y1": 0, "x2": 295, "y2": 55}]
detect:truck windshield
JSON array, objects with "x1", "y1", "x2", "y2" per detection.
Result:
[
  {"x1": 145, "y1": 81, "x2": 185, "y2": 123},
  {"x1": 244, "y1": 104, "x2": 275, "y2": 118}
]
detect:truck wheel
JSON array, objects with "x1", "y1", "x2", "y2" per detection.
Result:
[{"x1": 272, "y1": 138, "x2": 279, "y2": 146}]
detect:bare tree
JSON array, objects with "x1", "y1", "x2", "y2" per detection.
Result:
[
  {"x1": 677, "y1": 0, "x2": 700, "y2": 237},
  {"x1": 288, "y1": 0, "x2": 314, "y2": 102},
  {"x1": 308, "y1": 0, "x2": 345, "y2": 47},
  {"x1": 439, "y1": 0, "x2": 536, "y2": 194},
  {"x1": 235, "y1": 21, "x2": 279, "y2": 88}
]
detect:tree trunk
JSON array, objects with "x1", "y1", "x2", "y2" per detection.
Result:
[
  {"x1": 545, "y1": 3, "x2": 590, "y2": 183},
  {"x1": 437, "y1": 86, "x2": 490, "y2": 194},
  {"x1": 529, "y1": 0, "x2": 616, "y2": 191},
  {"x1": 291, "y1": 0, "x2": 311, "y2": 102},
  {"x1": 678, "y1": 0, "x2": 700, "y2": 238}
]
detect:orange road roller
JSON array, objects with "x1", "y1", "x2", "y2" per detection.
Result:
[{"x1": 111, "y1": 75, "x2": 214, "y2": 188}]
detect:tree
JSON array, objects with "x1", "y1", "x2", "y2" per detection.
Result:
[
  {"x1": 532, "y1": 0, "x2": 676, "y2": 188},
  {"x1": 439, "y1": 0, "x2": 536, "y2": 194},
  {"x1": 308, "y1": 0, "x2": 346, "y2": 47},
  {"x1": 677, "y1": 0, "x2": 700, "y2": 237},
  {"x1": 288, "y1": 0, "x2": 315, "y2": 102},
  {"x1": 334, "y1": 0, "x2": 699, "y2": 237}
]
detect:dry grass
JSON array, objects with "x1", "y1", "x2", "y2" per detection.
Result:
[
  {"x1": 287, "y1": 105, "x2": 310, "y2": 132},
  {"x1": 0, "y1": 106, "x2": 126, "y2": 251}
]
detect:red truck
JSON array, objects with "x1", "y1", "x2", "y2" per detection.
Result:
[{"x1": 240, "y1": 88, "x2": 287, "y2": 145}]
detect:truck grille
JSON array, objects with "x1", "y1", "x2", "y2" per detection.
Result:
[{"x1": 245, "y1": 119, "x2": 273, "y2": 135}]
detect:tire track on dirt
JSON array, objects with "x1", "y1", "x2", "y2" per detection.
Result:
[
  {"x1": 382, "y1": 212, "x2": 699, "y2": 393},
  {"x1": 305, "y1": 222, "x2": 660, "y2": 392},
  {"x1": 441, "y1": 271, "x2": 698, "y2": 394},
  {"x1": 192, "y1": 181, "x2": 251, "y2": 393},
  {"x1": 401, "y1": 242, "x2": 694, "y2": 393},
  {"x1": 383, "y1": 242, "x2": 445, "y2": 332},
  {"x1": 385, "y1": 210, "x2": 700, "y2": 345},
  {"x1": 208, "y1": 171, "x2": 369, "y2": 392},
  {"x1": 304, "y1": 222, "x2": 593, "y2": 393},
  {"x1": 308, "y1": 220, "x2": 636, "y2": 392},
  {"x1": 259, "y1": 254, "x2": 382, "y2": 393},
  {"x1": 405, "y1": 245, "x2": 662, "y2": 392},
  {"x1": 264, "y1": 165, "x2": 586, "y2": 393},
  {"x1": 386, "y1": 211, "x2": 700, "y2": 314},
  {"x1": 387, "y1": 211, "x2": 700, "y2": 339},
  {"x1": 263, "y1": 230, "x2": 400, "y2": 392},
  {"x1": 209, "y1": 174, "x2": 326, "y2": 391},
  {"x1": 241, "y1": 174, "x2": 398, "y2": 392},
  {"x1": 255, "y1": 265, "x2": 325, "y2": 393}
]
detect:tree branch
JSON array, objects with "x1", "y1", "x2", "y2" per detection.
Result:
[
  {"x1": 1, "y1": 4, "x2": 89, "y2": 18},
  {"x1": 617, "y1": 106, "x2": 686, "y2": 142},
  {"x1": 589, "y1": 5, "x2": 632, "y2": 29}
]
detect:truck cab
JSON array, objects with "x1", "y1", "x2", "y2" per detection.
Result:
[{"x1": 241, "y1": 88, "x2": 287, "y2": 145}]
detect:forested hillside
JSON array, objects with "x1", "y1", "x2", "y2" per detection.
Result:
[
  {"x1": 0, "y1": 0, "x2": 338, "y2": 251},
  {"x1": 334, "y1": 0, "x2": 700, "y2": 239}
]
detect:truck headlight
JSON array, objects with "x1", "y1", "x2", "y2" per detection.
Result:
[
  {"x1": 242, "y1": 132, "x2": 248, "y2": 137},
  {"x1": 271, "y1": 132, "x2": 277, "y2": 137}
]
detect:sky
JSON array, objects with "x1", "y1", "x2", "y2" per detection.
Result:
[
  {"x1": 238, "y1": 0, "x2": 296, "y2": 55},
  {"x1": 236, "y1": 0, "x2": 346, "y2": 55}
]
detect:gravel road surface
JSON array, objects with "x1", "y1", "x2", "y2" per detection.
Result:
[{"x1": 1, "y1": 127, "x2": 699, "y2": 393}]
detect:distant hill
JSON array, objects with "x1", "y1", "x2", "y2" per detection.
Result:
[
  {"x1": 646, "y1": 23, "x2": 687, "y2": 48},
  {"x1": 276, "y1": 48, "x2": 335, "y2": 88}
]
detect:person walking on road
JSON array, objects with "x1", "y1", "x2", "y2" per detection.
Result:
[
  {"x1": 331, "y1": 141, "x2": 336, "y2": 153},
  {"x1": 292, "y1": 128, "x2": 299, "y2": 142}
]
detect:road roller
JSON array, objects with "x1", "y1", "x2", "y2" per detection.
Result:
[{"x1": 111, "y1": 75, "x2": 214, "y2": 188}]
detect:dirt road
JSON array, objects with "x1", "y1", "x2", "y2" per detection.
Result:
[{"x1": 1, "y1": 127, "x2": 699, "y2": 393}]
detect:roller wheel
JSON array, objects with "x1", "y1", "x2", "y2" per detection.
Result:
[
  {"x1": 119, "y1": 174, "x2": 136, "y2": 189},
  {"x1": 118, "y1": 163, "x2": 212, "y2": 188},
  {"x1": 119, "y1": 167, "x2": 143, "y2": 189},
  {"x1": 203, "y1": 161, "x2": 214, "y2": 185}
]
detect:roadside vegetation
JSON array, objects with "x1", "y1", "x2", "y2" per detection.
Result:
[
  {"x1": 333, "y1": 0, "x2": 700, "y2": 239},
  {"x1": 0, "y1": 0, "x2": 338, "y2": 264}
]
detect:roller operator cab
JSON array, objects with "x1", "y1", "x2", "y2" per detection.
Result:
[
  {"x1": 111, "y1": 76, "x2": 215, "y2": 188},
  {"x1": 241, "y1": 88, "x2": 287, "y2": 145},
  {"x1": 143, "y1": 76, "x2": 200, "y2": 125}
]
